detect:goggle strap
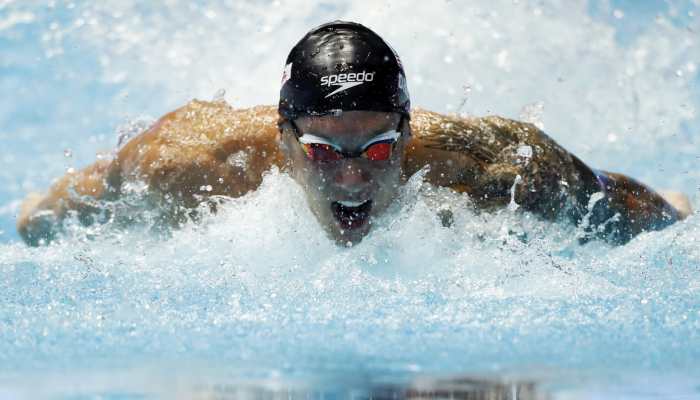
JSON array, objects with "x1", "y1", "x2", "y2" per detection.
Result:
[
  {"x1": 298, "y1": 133, "x2": 339, "y2": 148},
  {"x1": 298, "y1": 130, "x2": 400, "y2": 150},
  {"x1": 361, "y1": 130, "x2": 401, "y2": 148}
]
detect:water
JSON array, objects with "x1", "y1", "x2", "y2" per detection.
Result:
[{"x1": 1, "y1": 1, "x2": 699, "y2": 398}]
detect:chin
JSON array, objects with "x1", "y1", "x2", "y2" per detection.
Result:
[
  {"x1": 307, "y1": 197, "x2": 372, "y2": 246},
  {"x1": 331, "y1": 221, "x2": 372, "y2": 246}
]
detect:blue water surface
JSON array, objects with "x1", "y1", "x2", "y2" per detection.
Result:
[{"x1": 1, "y1": 1, "x2": 699, "y2": 399}]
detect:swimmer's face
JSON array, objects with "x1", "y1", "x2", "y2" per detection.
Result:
[{"x1": 280, "y1": 111, "x2": 409, "y2": 245}]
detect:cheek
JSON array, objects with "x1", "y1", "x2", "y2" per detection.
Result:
[
  {"x1": 375, "y1": 160, "x2": 402, "y2": 181},
  {"x1": 290, "y1": 151, "x2": 318, "y2": 185},
  {"x1": 297, "y1": 163, "x2": 335, "y2": 201},
  {"x1": 379, "y1": 162, "x2": 403, "y2": 187},
  {"x1": 365, "y1": 169, "x2": 399, "y2": 202}
]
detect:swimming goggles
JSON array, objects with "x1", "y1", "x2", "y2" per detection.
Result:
[{"x1": 288, "y1": 118, "x2": 403, "y2": 162}]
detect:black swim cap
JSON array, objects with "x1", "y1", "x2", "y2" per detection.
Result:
[{"x1": 279, "y1": 21, "x2": 410, "y2": 120}]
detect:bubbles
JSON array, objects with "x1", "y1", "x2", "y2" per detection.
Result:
[
  {"x1": 115, "y1": 118, "x2": 154, "y2": 150},
  {"x1": 211, "y1": 88, "x2": 226, "y2": 102},
  {"x1": 227, "y1": 150, "x2": 250, "y2": 170},
  {"x1": 0, "y1": 168, "x2": 700, "y2": 397},
  {"x1": 507, "y1": 174, "x2": 522, "y2": 211},
  {"x1": 3, "y1": 169, "x2": 699, "y2": 383},
  {"x1": 0, "y1": 10, "x2": 36, "y2": 31},
  {"x1": 519, "y1": 101, "x2": 545, "y2": 130},
  {"x1": 0, "y1": 0, "x2": 699, "y2": 396},
  {"x1": 516, "y1": 144, "x2": 533, "y2": 159}
]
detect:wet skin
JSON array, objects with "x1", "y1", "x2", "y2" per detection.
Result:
[
  {"x1": 16, "y1": 101, "x2": 689, "y2": 246},
  {"x1": 280, "y1": 111, "x2": 408, "y2": 245}
]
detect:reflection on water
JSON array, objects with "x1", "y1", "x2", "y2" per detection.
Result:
[
  {"x1": 5, "y1": 368, "x2": 547, "y2": 399},
  {"x1": 1, "y1": 1, "x2": 699, "y2": 399},
  {"x1": 193, "y1": 377, "x2": 541, "y2": 400}
]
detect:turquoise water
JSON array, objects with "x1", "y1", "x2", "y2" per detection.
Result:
[{"x1": 1, "y1": 1, "x2": 699, "y2": 398}]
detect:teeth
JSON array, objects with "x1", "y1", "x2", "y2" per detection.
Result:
[{"x1": 338, "y1": 200, "x2": 367, "y2": 207}]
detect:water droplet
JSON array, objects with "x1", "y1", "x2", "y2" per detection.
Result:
[
  {"x1": 64, "y1": 148, "x2": 72, "y2": 158},
  {"x1": 227, "y1": 151, "x2": 249, "y2": 169},
  {"x1": 508, "y1": 175, "x2": 523, "y2": 211},
  {"x1": 212, "y1": 88, "x2": 226, "y2": 102},
  {"x1": 517, "y1": 145, "x2": 533, "y2": 159},
  {"x1": 519, "y1": 101, "x2": 545, "y2": 130},
  {"x1": 116, "y1": 118, "x2": 153, "y2": 150}
]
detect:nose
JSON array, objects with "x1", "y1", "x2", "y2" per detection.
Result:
[{"x1": 334, "y1": 160, "x2": 371, "y2": 192}]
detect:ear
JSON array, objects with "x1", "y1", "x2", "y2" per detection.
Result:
[
  {"x1": 277, "y1": 129, "x2": 289, "y2": 153},
  {"x1": 277, "y1": 124, "x2": 301, "y2": 165},
  {"x1": 400, "y1": 115, "x2": 412, "y2": 137},
  {"x1": 397, "y1": 115, "x2": 412, "y2": 158}
]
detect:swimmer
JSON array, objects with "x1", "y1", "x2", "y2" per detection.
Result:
[{"x1": 17, "y1": 21, "x2": 692, "y2": 246}]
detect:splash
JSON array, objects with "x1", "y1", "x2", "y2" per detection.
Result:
[
  {"x1": 1, "y1": 0, "x2": 699, "y2": 398},
  {"x1": 1, "y1": 170, "x2": 699, "y2": 381}
]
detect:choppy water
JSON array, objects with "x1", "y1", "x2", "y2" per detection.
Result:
[{"x1": 1, "y1": 1, "x2": 699, "y2": 399}]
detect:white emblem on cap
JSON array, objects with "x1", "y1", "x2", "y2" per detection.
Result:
[
  {"x1": 320, "y1": 71, "x2": 375, "y2": 98},
  {"x1": 281, "y1": 62, "x2": 293, "y2": 86},
  {"x1": 398, "y1": 73, "x2": 405, "y2": 90}
]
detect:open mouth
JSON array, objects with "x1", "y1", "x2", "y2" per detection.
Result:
[{"x1": 331, "y1": 199, "x2": 373, "y2": 231}]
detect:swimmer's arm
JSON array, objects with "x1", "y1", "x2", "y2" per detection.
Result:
[
  {"x1": 408, "y1": 111, "x2": 581, "y2": 215},
  {"x1": 15, "y1": 106, "x2": 175, "y2": 246},
  {"x1": 466, "y1": 118, "x2": 694, "y2": 225},
  {"x1": 17, "y1": 159, "x2": 114, "y2": 246},
  {"x1": 109, "y1": 101, "x2": 283, "y2": 214},
  {"x1": 16, "y1": 103, "x2": 201, "y2": 246},
  {"x1": 17, "y1": 101, "x2": 282, "y2": 245},
  {"x1": 410, "y1": 111, "x2": 692, "y2": 243}
]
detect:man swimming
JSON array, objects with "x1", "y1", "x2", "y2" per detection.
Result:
[{"x1": 16, "y1": 21, "x2": 692, "y2": 246}]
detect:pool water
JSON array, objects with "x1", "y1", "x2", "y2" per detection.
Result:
[{"x1": 1, "y1": 1, "x2": 699, "y2": 399}]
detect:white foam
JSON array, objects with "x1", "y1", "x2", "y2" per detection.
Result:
[
  {"x1": 0, "y1": 0, "x2": 699, "y2": 396},
  {"x1": 1, "y1": 170, "x2": 698, "y2": 380}
]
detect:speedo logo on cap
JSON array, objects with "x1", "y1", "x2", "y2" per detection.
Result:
[{"x1": 320, "y1": 71, "x2": 375, "y2": 98}]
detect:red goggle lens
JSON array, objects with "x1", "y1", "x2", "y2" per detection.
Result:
[
  {"x1": 363, "y1": 142, "x2": 392, "y2": 161},
  {"x1": 301, "y1": 143, "x2": 343, "y2": 162},
  {"x1": 301, "y1": 141, "x2": 394, "y2": 162}
]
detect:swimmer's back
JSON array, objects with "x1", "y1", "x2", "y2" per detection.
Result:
[
  {"x1": 17, "y1": 100, "x2": 690, "y2": 245},
  {"x1": 114, "y1": 101, "x2": 589, "y2": 215},
  {"x1": 111, "y1": 101, "x2": 285, "y2": 208}
]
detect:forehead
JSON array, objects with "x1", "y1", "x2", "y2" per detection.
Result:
[{"x1": 295, "y1": 111, "x2": 399, "y2": 144}]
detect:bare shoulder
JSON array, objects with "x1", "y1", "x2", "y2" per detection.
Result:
[
  {"x1": 112, "y1": 100, "x2": 284, "y2": 207},
  {"x1": 405, "y1": 110, "x2": 598, "y2": 216},
  {"x1": 16, "y1": 100, "x2": 285, "y2": 245},
  {"x1": 405, "y1": 109, "x2": 548, "y2": 190},
  {"x1": 408, "y1": 110, "x2": 548, "y2": 167},
  {"x1": 17, "y1": 158, "x2": 112, "y2": 245},
  {"x1": 114, "y1": 100, "x2": 281, "y2": 180},
  {"x1": 410, "y1": 109, "x2": 543, "y2": 147}
]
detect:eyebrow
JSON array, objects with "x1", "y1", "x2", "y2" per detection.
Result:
[{"x1": 298, "y1": 129, "x2": 401, "y2": 150}]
